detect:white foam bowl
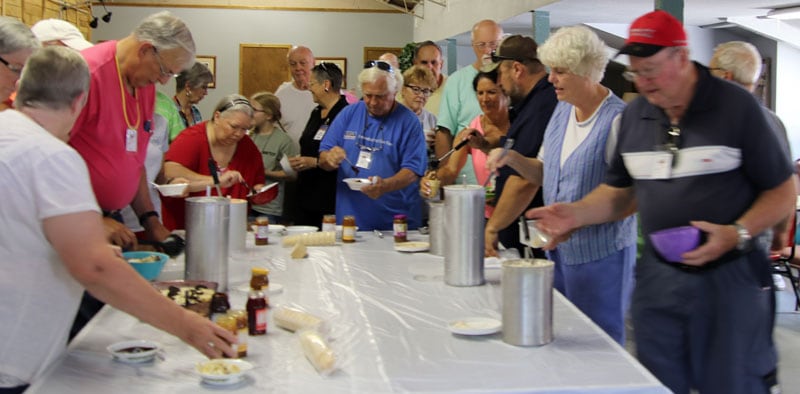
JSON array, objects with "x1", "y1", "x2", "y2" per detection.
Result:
[
  {"x1": 107, "y1": 339, "x2": 160, "y2": 363},
  {"x1": 196, "y1": 359, "x2": 253, "y2": 386},
  {"x1": 153, "y1": 183, "x2": 189, "y2": 197},
  {"x1": 343, "y1": 178, "x2": 372, "y2": 191}
]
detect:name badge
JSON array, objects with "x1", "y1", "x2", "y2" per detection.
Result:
[
  {"x1": 356, "y1": 150, "x2": 372, "y2": 169},
  {"x1": 344, "y1": 131, "x2": 356, "y2": 140},
  {"x1": 125, "y1": 128, "x2": 137, "y2": 152},
  {"x1": 314, "y1": 125, "x2": 328, "y2": 141},
  {"x1": 650, "y1": 152, "x2": 673, "y2": 179}
]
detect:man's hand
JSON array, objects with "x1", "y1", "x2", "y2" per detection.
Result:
[
  {"x1": 681, "y1": 221, "x2": 738, "y2": 266},
  {"x1": 104, "y1": 216, "x2": 137, "y2": 249},
  {"x1": 320, "y1": 146, "x2": 346, "y2": 170},
  {"x1": 361, "y1": 176, "x2": 384, "y2": 199}
]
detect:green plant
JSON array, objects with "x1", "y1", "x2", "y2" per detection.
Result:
[{"x1": 399, "y1": 42, "x2": 417, "y2": 73}]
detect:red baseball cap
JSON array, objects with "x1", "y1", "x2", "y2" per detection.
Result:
[{"x1": 617, "y1": 10, "x2": 687, "y2": 57}]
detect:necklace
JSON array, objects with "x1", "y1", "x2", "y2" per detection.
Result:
[{"x1": 115, "y1": 55, "x2": 140, "y2": 130}]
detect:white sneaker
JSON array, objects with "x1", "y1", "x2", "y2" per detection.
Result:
[{"x1": 773, "y1": 274, "x2": 787, "y2": 290}]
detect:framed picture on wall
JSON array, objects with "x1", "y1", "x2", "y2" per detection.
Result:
[
  {"x1": 196, "y1": 55, "x2": 217, "y2": 89},
  {"x1": 315, "y1": 57, "x2": 347, "y2": 88}
]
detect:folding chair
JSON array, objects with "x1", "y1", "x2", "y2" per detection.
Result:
[{"x1": 771, "y1": 211, "x2": 799, "y2": 310}]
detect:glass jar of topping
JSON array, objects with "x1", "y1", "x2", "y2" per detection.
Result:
[
  {"x1": 209, "y1": 292, "x2": 230, "y2": 323},
  {"x1": 249, "y1": 267, "x2": 270, "y2": 290},
  {"x1": 342, "y1": 215, "x2": 356, "y2": 243},
  {"x1": 215, "y1": 314, "x2": 238, "y2": 358},
  {"x1": 254, "y1": 216, "x2": 269, "y2": 246},
  {"x1": 230, "y1": 309, "x2": 248, "y2": 357},
  {"x1": 393, "y1": 214, "x2": 408, "y2": 242},
  {"x1": 321, "y1": 214, "x2": 336, "y2": 233}
]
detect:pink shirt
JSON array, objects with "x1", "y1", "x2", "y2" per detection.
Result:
[
  {"x1": 69, "y1": 41, "x2": 155, "y2": 211},
  {"x1": 468, "y1": 115, "x2": 493, "y2": 218}
]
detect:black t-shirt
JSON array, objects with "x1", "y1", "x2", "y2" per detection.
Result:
[{"x1": 296, "y1": 96, "x2": 349, "y2": 214}]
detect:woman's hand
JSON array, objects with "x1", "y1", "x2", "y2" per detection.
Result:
[
  {"x1": 218, "y1": 170, "x2": 243, "y2": 188},
  {"x1": 289, "y1": 156, "x2": 317, "y2": 172}
]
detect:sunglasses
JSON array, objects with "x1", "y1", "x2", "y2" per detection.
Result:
[
  {"x1": 490, "y1": 50, "x2": 538, "y2": 64},
  {"x1": 364, "y1": 60, "x2": 394, "y2": 73}
]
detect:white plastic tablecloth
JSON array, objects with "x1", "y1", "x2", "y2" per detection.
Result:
[{"x1": 27, "y1": 232, "x2": 670, "y2": 393}]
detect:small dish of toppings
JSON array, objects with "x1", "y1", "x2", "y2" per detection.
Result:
[
  {"x1": 196, "y1": 359, "x2": 253, "y2": 386},
  {"x1": 107, "y1": 340, "x2": 161, "y2": 363}
]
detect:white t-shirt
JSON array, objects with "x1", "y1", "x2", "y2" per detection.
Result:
[
  {"x1": 121, "y1": 114, "x2": 168, "y2": 231},
  {"x1": 0, "y1": 110, "x2": 100, "y2": 384},
  {"x1": 275, "y1": 81, "x2": 316, "y2": 146}
]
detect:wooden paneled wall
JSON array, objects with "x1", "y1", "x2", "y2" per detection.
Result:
[{"x1": 1, "y1": 0, "x2": 93, "y2": 40}]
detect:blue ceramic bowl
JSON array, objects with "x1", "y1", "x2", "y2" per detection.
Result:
[
  {"x1": 123, "y1": 251, "x2": 168, "y2": 281},
  {"x1": 649, "y1": 226, "x2": 701, "y2": 263}
]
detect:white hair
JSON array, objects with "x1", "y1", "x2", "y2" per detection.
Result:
[{"x1": 537, "y1": 25, "x2": 608, "y2": 83}]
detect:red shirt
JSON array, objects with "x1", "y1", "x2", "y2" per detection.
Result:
[
  {"x1": 69, "y1": 41, "x2": 155, "y2": 211},
  {"x1": 162, "y1": 121, "x2": 266, "y2": 229}
]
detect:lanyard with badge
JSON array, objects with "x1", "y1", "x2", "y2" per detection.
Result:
[
  {"x1": 313, "y1": 116, "x2": 331, "y2": 141},
  {"x1": 355, "y1": 109, "x2": 386, "y2": 170},
  {"x1": 652, "y1": 123, "x2": 681, "y2": 179},
  {"x1": 116, "y1": 54, "x2": 142, "y2": 153}
]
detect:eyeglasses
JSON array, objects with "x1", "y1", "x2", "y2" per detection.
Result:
[
  {"x1": 152, "y1": 47, "x2": 179, "y2": 79},
  {"x1": 364, "y1": 60, "x2": 394, "y2": 73},
  {"x1": 473, "y1": 41, "x2": 500, "y2": 50},
  {"x1": 0, "y1": 55, "x2": 22, "y2": 74},
  {"x1": 405, "y1": 84, "x2": 433, "y2": 97},
  {"x1": 622, "y1": 48, "x2": 678, "y2": 82},
  {"x1": 225, "y1": 120, "x2": 250, "y2": 134}
]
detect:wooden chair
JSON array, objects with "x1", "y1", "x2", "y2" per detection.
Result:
[{"x1": 771, "y1": 212, "x2": 799, "y2": 310}]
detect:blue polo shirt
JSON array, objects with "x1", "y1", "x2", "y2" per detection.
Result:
[{"x1": 320, "y1": 101, "x2": 427, "y2": 231}]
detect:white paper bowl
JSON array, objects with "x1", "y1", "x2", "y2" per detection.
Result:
[
  {"x1": 196, "y1": 359, "x2": 253, "y2": 386},
  {"x1": 285, "y1": 225, "x2": 318, "y2": 235},
  {"x1": 343, "y1": 178, "x2": 372, "y2": 191},
  {"x1": 152, "y1": 183, "x2": 189, "y2": 197},
  {"x1": 107, "y1": 340, "x2": 160, "y2": 363}
]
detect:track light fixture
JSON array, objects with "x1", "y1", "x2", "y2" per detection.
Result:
[{"x1": 88, "y1": 0, "x2": 111, "y2": 29}]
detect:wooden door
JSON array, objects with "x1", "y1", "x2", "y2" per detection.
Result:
[
  {"x1": 239, "y1": 44, "x2": 292, "y2": 98},
  {"x1": 363, "y1": 46, "x2": 402, "y2": 65}
]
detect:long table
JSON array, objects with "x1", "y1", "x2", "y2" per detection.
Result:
[{"x1": 27, "y1": 232, "x2": 670, "y2": 393}]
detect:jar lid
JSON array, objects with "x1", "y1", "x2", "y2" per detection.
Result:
[{"x1": 394, "y1": 214, "x2": 407, "y2": 219}]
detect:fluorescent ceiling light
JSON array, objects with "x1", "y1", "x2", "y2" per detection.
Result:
[{"x1": 765, "y1": 7, "x2": 800, "y2": 20}]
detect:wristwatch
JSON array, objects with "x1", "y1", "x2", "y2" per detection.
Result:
[{"x1": 734, "y1": 222, "x2": 752, "y2": 251}]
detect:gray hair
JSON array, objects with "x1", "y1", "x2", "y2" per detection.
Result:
[
  {"x1": 358, "y1": 64, "x2": 403, "y2": 95},
  {"x1": 176, "y1": 61, "x2": 212, "y2": 91},
  {"x1": 538, "y1": 25, "x2": 608, "y2": 83},
  {"x1": 133, "y1": 11, "x2": 195, "y2": 65},
  {"x1": 712, "y1": 41, "x2": 762, "y2": 86},
  {"x1": 213, "y1": 93, "x2": 254, "y2": 118},
  {"x1": 0, "y1": 16, "x2": 40, "y2": 55},
  {"x1": 15, "y1": 46, "x2": 89, "y2": 110}
]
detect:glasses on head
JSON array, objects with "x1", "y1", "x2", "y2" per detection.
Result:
[
  {"x1": 364, "y1": 60, "x2": 394, "y2": 73},
  {"x1": 218, "y1": 98, "x2": 253, "y2": 114},
  {"x1": 152, "y1": 47, "x2": 179, "y2": 79},
  {"x1": 0, "y1": 55, "x2": 22, "y2": 74},
  {"x1": 405, "y1": 84, "x2": 433, "y2": 97},
  {"x1": 473, "y1": 41, "x2": 500, "y2": 50}
]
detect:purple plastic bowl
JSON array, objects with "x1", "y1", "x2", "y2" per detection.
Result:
[{"x1": 649, "y1": 226, "x2": 701, "y2": 263}]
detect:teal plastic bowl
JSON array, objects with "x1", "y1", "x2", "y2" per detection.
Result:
[{"x1": 123, "y1": 251, "x2": 168, "y2": 281}]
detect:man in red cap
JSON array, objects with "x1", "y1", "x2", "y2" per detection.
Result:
[{"x1": 528, "y1": 10, "x2": 794, "y2": 394}]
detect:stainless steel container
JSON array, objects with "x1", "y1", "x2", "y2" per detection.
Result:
[
  {"x1": 185, "y1": 196, "x2": 230, "y2": 291},
  {"x1": 428, "y1": 201, "x2": 446, "y2": 256},
  {"x1": 228, "y1": 198, "x2": 247, "y2": 253},
  {"x1": 502, "y1": 259, "x2": 554, "y2": 346},
  {"x1": 443, "y1": 184, "x2": 484, "y2": 286}
]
